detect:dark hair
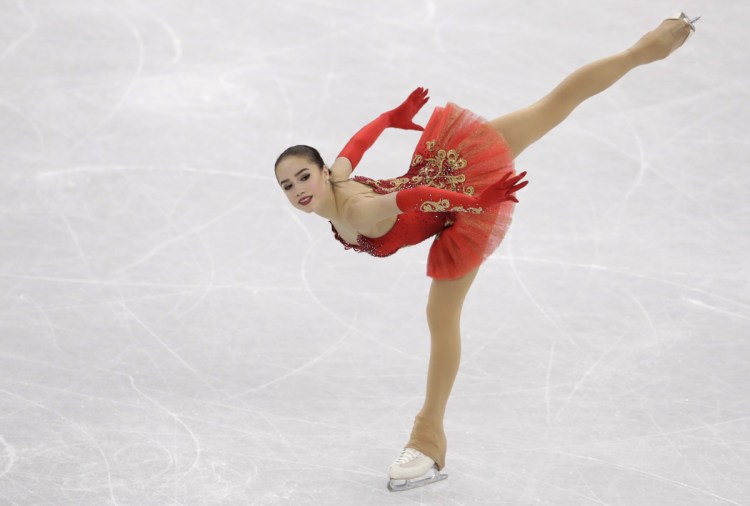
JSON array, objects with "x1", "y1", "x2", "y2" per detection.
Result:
[{"x1": 275, "y1": 145, "x2": 325, "y2": 171}]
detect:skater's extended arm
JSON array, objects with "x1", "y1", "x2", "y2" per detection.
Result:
[
  {"x1": 335, "y1": 88, "x2": 429, "y2": 178},
  {"x1": 344, "y1": 172, "x2": 528, "y2": 230}
]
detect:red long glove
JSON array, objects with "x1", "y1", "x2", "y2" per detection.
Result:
[
  {"x1": 395, "y1": 171, "x2": 528, "y2": 213},
  {"x1": 337, "y1": 87, "x2": 430, "y2": 170}
]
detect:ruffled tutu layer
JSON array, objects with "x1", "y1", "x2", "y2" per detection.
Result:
[{"x1": 414, "y1": 103, "x2": 516, "y2": 279}]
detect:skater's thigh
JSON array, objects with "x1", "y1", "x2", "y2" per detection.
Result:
[
  {"x1": 426, "y1": 268, "x2": 479, "y2": 326},
  {"x1": 489, "y1": 96, "x2": 570, "y2": 159}
]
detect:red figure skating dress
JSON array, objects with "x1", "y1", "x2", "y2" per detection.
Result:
[{"x1": 331, "y1": 103, "x2": 516, "y2": 280}]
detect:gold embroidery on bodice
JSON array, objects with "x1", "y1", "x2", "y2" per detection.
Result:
[{"x1": 361, "y1": 141, "x2": 475, "y2": 197}]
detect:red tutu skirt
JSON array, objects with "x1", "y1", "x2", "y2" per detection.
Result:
[
  {"x1": 335, "y1": 103, "x2": 517, "y2": 280},
  {"x1": 418, "y1": 103, "x2": 516, "y2": 279}
]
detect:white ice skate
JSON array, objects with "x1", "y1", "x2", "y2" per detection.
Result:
[{"x1": 386, "y1": 448, "x2": 448, "y2": 492}]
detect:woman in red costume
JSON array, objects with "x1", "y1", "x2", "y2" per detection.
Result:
[{"x1": 275, "y1": 14, "x2": 698, "y2": 491}]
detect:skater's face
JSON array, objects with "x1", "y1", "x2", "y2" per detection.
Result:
[{"x1": 276, "y1": 155, "x2": 330, "y2": 213}]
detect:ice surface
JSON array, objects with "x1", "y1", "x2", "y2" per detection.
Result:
[{"x1": 1, "y1": 1, "x2": 748, "y2": 504}]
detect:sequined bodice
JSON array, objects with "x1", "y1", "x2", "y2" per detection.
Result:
[
  {"x1": 330, "y1": 141, "x2": 479, "y2": 258},
  {"x1": 330, "y1": 175, "x2": 453, "y2": 257}
]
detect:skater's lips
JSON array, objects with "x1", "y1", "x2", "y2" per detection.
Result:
[{"x1": 298, "y1": 195, "x2": 312, "y2": 206}]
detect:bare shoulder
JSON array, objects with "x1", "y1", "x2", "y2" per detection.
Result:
[
  {"x1": 342, "y1": 191, "x2": 400, "y2": 232},
  {"x1": 330, "y1": 157, "x2": 353, "y2": 181},
  {"x1": 328, "y1": 173, "x2": 401, "y2": 234}
]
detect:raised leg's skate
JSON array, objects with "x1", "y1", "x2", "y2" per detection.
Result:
[
  {"x1": 630, "y1": 12, "x2": 701, "y2": 65},
  {"x1": 672, "y1": 12, "x2": 701, "y2": 36},
  {"x1": 386, "y1": 448, "x2": 448, "y2": 492}
]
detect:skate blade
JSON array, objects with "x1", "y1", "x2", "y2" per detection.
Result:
[{"x1": 387, "y1": 467, "x2": 448, "y2": 492}]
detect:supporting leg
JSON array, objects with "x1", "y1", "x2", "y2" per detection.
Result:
[
  {"x1": 405, "y1": 267, "x2": 480, "y2": 470},
  {"x1": 491, "y1": 17, "x2": 694, "y2": 159}
]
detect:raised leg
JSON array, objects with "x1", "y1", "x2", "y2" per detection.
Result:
[
  {"x1": 404, "y1": 267, "x2": 479, "y2": 471},
  {"x1": 491, "y1": 17, "x2": 694, "y2": 159}
]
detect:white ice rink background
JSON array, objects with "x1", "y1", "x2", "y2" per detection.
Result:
[{"x1": 1, "y1": 1, "x2": 748, "y2": 504}]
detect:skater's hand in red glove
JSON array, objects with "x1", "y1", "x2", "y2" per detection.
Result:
[
  {"x1": 337, "y1": 87, "x2": 429, "y2": 171},
  {"x1": 476, "y1": 171, "x2": 529, "y2": 207},
  {"x1": 387, "y1": 87, "x2": 430, "y2": 131}
]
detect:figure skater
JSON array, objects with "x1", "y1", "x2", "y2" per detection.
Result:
[{"x1": 274, "y1": 13, "x2": 698, "y2": 491}]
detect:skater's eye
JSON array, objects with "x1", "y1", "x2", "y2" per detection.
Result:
[{"x1": 279, "y1": 168, "x2": 310, "y2": 191}]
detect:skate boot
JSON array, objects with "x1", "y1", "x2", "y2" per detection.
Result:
[
  {"x1": 386, "y1": 448, "x2": 448, "y2": 492},
  {"x1": 631, "y1": 13, "x2": 700, "y2": 65}
]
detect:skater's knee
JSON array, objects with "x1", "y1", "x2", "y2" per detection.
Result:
[
  {"x1": 425, "y1": 302, "x2": 439, "y2": 326},
  {"x1": 425, "y1": 302, "x2": 459, "y2": 331},
  {"x1": 425, "y1": 300, "x2": 442, "y2": 324}
]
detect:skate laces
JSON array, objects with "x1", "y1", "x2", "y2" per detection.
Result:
[{"x1": 394, "y1": 448, "x2": 424, "y2": 465}]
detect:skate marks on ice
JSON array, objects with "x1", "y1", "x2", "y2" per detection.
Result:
[{"x1": 1, "y1": 0, "x2": 749, "y2": 505}]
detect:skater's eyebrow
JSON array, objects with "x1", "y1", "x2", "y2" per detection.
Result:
[{"x1": 278, "y1": 168, "x2": 309, "y2": 186}]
